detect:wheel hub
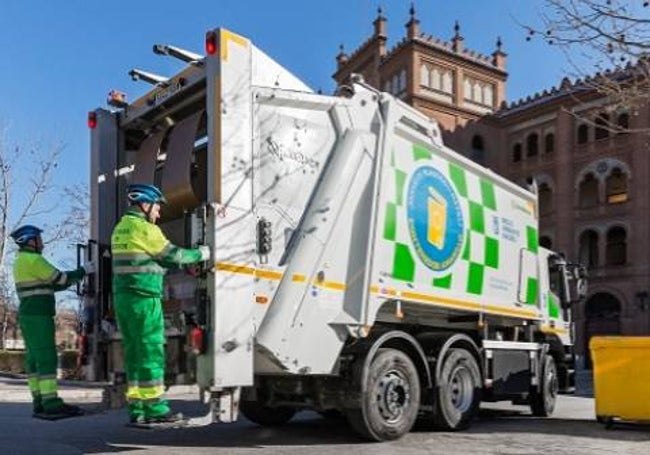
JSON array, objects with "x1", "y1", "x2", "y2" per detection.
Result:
[
  {"x1": 448, "y1": 365, "x2": 473, "y2": 413},
  {"x1": 376, "y1": 370, "x2": 411, "y2": 422}
]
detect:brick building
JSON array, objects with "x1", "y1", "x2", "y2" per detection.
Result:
[{"x1": 334, "y1": 7, "x2": 650, "y2": 367}]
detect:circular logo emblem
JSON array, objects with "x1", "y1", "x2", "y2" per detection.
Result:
[{"x1": 407, "y1": 166, "x2": 464, "y2": 271}]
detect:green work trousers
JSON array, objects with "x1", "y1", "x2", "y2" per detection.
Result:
[
  {"x1": 19, "y1": 315, "x2": 64, "y2": 412},
  {"x1": 113, "y1": 294, "x2": 169, "y2": 419}
]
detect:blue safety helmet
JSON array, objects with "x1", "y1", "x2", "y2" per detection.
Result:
[
  {"x1": 10, "y1": 225, "x2": 43, "y2": 246},
  {"x1": 126, "y1": 184, "x2": 167, "y2": 205}
]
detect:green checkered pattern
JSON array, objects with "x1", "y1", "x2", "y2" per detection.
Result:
[
  {"x1": 383, "y1": 143, "x2": 502, "y2": 296},
  {"x1": 523, "y1": 226, "x2": 539, "y2": 305},
  {"x1": 547, "y1": 292, "x2": 560, "y2": 319}
]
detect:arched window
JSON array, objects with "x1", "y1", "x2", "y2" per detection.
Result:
[
  {"x1": 579, "y1": 172, "x2": 599, "y2": 208},
  {"x1": 606, "y1": 226, "x2": 627, "y2": 265},
  {"x1": 595, "y1": 113, "x2": 610, "y2": 140},
  {"x1": 473, "y1": 82, "x2": 482, "y2": 103},
  {"x1": 577, "y1": 124, "x2": 589, "y2": 144},
  {"x1": 606, "y1": 168, "x2": 628, "y2": 204},
  {"x1": 420, "y1": 64, "x2": 430, "y2": 87},
  {"x1": 483, "y1": 85, "x2": 494, "y2": 107},
  {"x1": 471, "y1": 135, "x2": 485, "y2": 165},
  {"x1": 432, "y1": 68, "x2": 441, "y2": 90},
  {"x1": 391, "y1": 75, "x2": 399, "y2": 94},
  {"x1": 399, "y1": 70, "x2": 407, "y2": 93},
  {"x1": 539, "y1": 236, "x2": 552, "y2": 249},
  {"x1": 545, "y1": 133, "x2": 555, "y2": 153},
  {"x1": 442, "y1": 71, "x2": 453, "y2": 94},
  {"x1": 617, "y1": 112, "x2": 629, "y2": 132},
  {"x1": 463, "y1": 78, "x2": 472, "y2": 100},
  {"x1": 538, "y1": 183, "x2": 553, "y2": 215},
  {"x1": 527, "y1": 133, "x2": 539, "y2": 157},
  {"x1": 579, "y1": 229, "x2": 599, "y2": 268},
  {"x1": 513, "y1": 143, "x2": 522, "y2": 162}
]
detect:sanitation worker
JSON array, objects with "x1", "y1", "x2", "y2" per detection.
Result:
[
  {"x1": 111, "y1": 184, "x2": 210, "y2": 425},
  {"x1": 11, "y1": 224, "x2": 95, "y2": 419}
]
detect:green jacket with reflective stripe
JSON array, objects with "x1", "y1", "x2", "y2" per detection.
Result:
[
  {"x1": 111, "y1": 209, "x2": 203, "y2": 297},
  {"x1": 13, "y1": 248, "x2": 85, "y2": 316}
]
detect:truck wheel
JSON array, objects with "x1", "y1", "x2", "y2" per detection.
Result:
[
  {"x1": 530, "y1": 354, "x2": 558, "y2": 417},
  {"x1": 346, "y1": 348, "x2": 421, "y2": 441},
  {"x1": 240, "y1": 400, "x2": 296, "y2": 426},
  {"x1": 433, "y1": 348, "x2": 481, "y2": 430}
]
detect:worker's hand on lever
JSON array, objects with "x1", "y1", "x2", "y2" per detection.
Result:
[
  {"x1": 198, "y1": 245, "x2": 211, "y2": 262},
  {"x1": 82, "y1": 261, "x2": 97, "y2": 275}
]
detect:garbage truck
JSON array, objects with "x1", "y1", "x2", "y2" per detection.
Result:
[{"x1": 83, "y1": 27, "x2": 587, "y2": 440}]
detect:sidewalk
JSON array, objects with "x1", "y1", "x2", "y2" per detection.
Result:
[
  {"x1": 0, "y1": 375, "x2": 106, "y2": 403},
  {"x1": 0, "y1": 374, "x2": 199, "y2": 404}
]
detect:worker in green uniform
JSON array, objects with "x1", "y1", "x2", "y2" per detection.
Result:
[
  {"x1": 11, "y1": 224, "x2": 95, "y2": 419},
  {"x1": 111, "y1": 184, "x2": 210, "y2": 425}
]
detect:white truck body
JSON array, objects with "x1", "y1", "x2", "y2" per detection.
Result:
[{"x1": 87, "y1": 28, "x2": 585, "y2": 440}]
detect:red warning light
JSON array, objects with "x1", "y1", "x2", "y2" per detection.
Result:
[
  {"x1": 87, "y1": 112, "x2": 97, "y2": 129},
  {"x1": 190, "y1": 327, "x2": 206, "y2": 354},
  {"x1": 205, "y1": 31, "x2": 217, "y2": 56}
]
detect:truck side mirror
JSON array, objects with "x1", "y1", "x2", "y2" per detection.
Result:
[{"x1": 567, "y1": 264, "x2": 588, "y2": 304}]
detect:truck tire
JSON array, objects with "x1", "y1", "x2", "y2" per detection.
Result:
[
  {"x1": 240, "y1": 400, "x2": 296, "y2": 426},
  {"x1": 530, "y1": 354, "x2": 558, "y2": 417},
  {"x1": 432, "y1": 348, "x2": 481, "y2": 430},
  {"x1": 346, "y1": 348, "x2": 421, "y2": 441}
]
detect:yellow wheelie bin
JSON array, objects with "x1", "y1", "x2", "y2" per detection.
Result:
[{"x1": 589, "y1": 336, "x2": 650, "y2": 426}]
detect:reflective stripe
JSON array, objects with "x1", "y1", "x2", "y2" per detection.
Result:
[
  {"x1": 53, "y1": 271, "x2": 68, "y2": 285},
  {"x1": 113, "y1": 265, "x2": 165, "y2": 275},
  {"x1": 16, "y1": 279, "x2": 52, "y2": 289},
  {"x1": 126, "y1": 386, "x2": 140, "y2": 401},
  {"x1": 153, "y1": 243, "x2": 174, "y2": 260},
  {"x1": 126, "y1": 384, "x2": 165, "y2": 401},
  {"x1": 46, "y1": 269, "x2": 59, "y2": 282},
  {"x1": 27, "y1": 377, "x2": 40, "y2": 394},
  {"x1": 112, "y1": 252, "x2": 152, "y2": 261},
  {"x1": 39, "y1": 378, "x2": 57, "y2": 396},
  {"x1": 17, "y1": 289, "x2": 54, "y2": 298},
  {"x1": 139, "y1": 385, "x2": 165, "y2": 401}
]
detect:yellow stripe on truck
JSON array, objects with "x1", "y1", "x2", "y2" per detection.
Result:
[
  {"x1": 215, "y1": 261, "x2": 540, "y2": 319},
  {"x1": 220, "y1": 29, "x2": 249, "y2": 61}
]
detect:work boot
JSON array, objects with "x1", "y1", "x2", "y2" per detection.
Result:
[
  {"x1": 32, "y1": 400, "x2": 44, "y2": 415},
  {"x1": 145, "y1": 412, "x2": 185, "y2": 425},
  {"x1": 44, "y1": 402, "x2": 84, "y2": 417},
  {"x1": 128, "y1": 414, "x2": 146, "y2": 425}
]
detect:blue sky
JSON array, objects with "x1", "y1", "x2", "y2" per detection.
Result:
[{"x1": 0, "y1": 0, "x2": 567, "y2": 256}]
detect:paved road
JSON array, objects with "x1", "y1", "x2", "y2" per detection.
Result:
[{"x1": 0, "y1": 378, "x2": 648, "y2": 454}]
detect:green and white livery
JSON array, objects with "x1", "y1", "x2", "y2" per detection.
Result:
[
  {"x1": 372, "y1": 115, "x2": 545, "y2": 321},
  {"x1": 89, "y1": 28, "x2": 587, "y2": 441}
]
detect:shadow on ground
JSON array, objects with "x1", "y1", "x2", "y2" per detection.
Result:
[{"x1": 0, "y1": 399, "x2": 648, "y2": 454}]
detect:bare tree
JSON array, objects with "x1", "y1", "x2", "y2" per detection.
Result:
[
  {"x1": 0, "y1": 126, "x2": 85, "y2": 349},
  {"x1": 525, "y1": 0, "x2": 650, "y2": 131}
]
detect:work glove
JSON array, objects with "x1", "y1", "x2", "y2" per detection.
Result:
[
  {"x1": 82, "y1": 261, "x2": 97, "y2": 275},
  {"x1": 198, "y1": 245, "x2": 211, "y2": 261}
]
